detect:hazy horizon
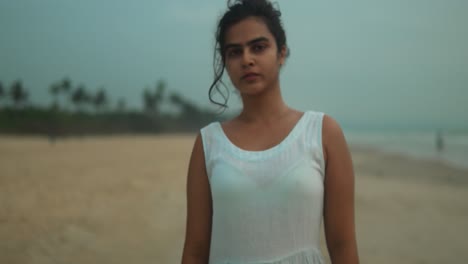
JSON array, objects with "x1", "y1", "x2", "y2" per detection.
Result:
[{"x1": 1, "y1": 0, "x2": 467, "y2": 129}]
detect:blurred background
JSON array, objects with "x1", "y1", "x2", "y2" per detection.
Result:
[{"x1": 1, "y1": 0, "x2": 467, "y2": 263}]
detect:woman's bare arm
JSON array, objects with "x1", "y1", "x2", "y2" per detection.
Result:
[
  {"x1": 322, "y1": 115, "x2": 360, "y2": 264},
  {"x1": 181, "y1": 134, "x2": 212, "y2": 264}
]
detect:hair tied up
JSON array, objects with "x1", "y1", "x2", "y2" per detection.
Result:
[{"x1": 208, "y1": 0, "x2": 288, "y2": 111}]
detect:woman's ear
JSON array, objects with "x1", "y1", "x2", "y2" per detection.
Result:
[{"x1": 279, "y1": 45, "x2": 287, "y2": 66}]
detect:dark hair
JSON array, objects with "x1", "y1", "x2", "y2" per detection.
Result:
[{"x1": 208, "y1": 0, "x2": 289, "y2": 110}]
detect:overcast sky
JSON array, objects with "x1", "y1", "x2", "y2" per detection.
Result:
[{"x1": 1, "y1": 0, "x2": 467, "y2": 129}]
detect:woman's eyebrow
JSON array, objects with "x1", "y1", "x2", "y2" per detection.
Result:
[{"x1": 224, "y1": 36, "x2": 269, "y2": 50}]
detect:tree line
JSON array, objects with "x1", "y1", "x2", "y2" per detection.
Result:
[{"x1": 0, "y1": 77, "x2": 228, "y2": 136}]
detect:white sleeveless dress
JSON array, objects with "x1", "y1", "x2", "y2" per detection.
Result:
[{"x1": 200, "y1": 110, "x2": 326, "y2": 264}]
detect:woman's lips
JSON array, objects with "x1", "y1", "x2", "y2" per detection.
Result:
[{"x1": 242, "y1": 73, "x2": 260, "y2": 81}]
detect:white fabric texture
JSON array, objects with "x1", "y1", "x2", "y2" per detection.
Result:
[{"x1": 200, "y1": 110, "x2": 326, "y2": 264}]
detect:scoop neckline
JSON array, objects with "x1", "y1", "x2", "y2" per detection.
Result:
[{"x1": 215, "y1": 111, "x2": 309, "y2": 158}]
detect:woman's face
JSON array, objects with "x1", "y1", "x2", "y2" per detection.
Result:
[{"x1": 223, "y1": 17, "x2": 286, "y2": 96}]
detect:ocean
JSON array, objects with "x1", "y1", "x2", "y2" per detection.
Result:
[{"x1": 344, "y1": 129, "x2": 468, "y2": 171}]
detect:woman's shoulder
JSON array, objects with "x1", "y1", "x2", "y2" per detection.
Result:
[
  {"x1": 320, "y1": 113, "x2": 348, "y2": 163},
  {"x1": 200, "y1": 120, "x2": 222, "y2": 134},
  {"x1": 321, "y1": 114, "x2": 345, "y2": 139},
  {"x1": 303, "y1": 110, "x2": 341, "y2": 132}
]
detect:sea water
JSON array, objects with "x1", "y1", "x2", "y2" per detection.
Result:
[{"x1": 343, "y1": 129, "x2": 468, "y2": 170}]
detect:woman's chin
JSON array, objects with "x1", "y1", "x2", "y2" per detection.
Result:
[{"x1": 236, "y1": 83, "x2": 268, "y2": 96}]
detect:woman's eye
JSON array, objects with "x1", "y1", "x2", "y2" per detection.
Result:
[
  {"x1": 227, "y1": 49, "x2": 242, "y2": 57},
  {"x1": 252, "y1": 44, "x2": 266, "y2": 52}
]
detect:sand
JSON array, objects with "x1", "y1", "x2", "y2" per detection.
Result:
[{"x1": 0, "y1": 135, "x2": 467, "y2": 264}]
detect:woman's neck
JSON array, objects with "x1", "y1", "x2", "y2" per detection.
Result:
[{"x1": 238, "y1": 84, "x2": 292, "y2": 124}]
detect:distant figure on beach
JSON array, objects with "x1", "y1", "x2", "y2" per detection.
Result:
[
  {"x1": 48, "y1": 129, "x2": 57, "y2": 145},
  {"x1": 48, "y1": 134, "x2": 56, "y2": 145},
  {"x1": 436, "y1": 130, "x2": 444, "y2": 153},
  {"x1": 181, "y1": 1, "x2": 359, "y2": 263}
]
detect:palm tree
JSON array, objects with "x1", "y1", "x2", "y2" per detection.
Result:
[
  {"x1": 59, "y1": 77, "x2": 72, "y2": 111},
  {"x1": 142, "y1": 79, "x2": 166, "y2": 114},
  {"x1": 71, "y1": 84, "x2": 87, "y2": 112},
  {"x1": 169, "y1": 91, "x2": 201, "y2": 120},
  {"x1": 49, "y1": 77, "x2": 71, "y2": 111},
  {"x1": 116, "y1": 98, "x2": 126, "y2": 113},
  {"x1": 155, "y1": 79, "x2": 166, "y2": 107},
  {"x1": 93, "y1": 87, "x2": 108, "y2": 113},
  {"x1": 10, "y1": 80, "x2": 28, "y2": 108},
  {"x1": 60, "y1": 77, "x2": 71, "y2": 93},
  {"x1": 143, "y1": 87, "x2": 156, "y2": 113},
  {"x1": 169, "y1": 92, "x2": 183, "y2": 106},
  {"x1": 49, "y1": 82, "x2": 61, "y2": 110},
  {"x1": 0, "y1": 81, "x2": 4, "y2": 108}
]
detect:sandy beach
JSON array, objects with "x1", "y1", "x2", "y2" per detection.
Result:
[{"x1": 0, "y1": 135, "x2": 467, "y2": 264}]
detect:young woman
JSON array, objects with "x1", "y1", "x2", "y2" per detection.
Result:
[{"x1": 181, "y1": 1, "x2": 359, "y2": 263}]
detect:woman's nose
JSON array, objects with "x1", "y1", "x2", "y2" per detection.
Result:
[{"x1": 241, "y1": 50, "x2": 254, "y2": 67}]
